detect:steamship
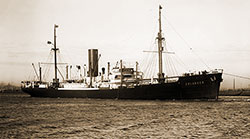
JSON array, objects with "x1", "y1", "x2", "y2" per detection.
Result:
[{"x1": 21, "y1": 6, "x2": 223, "y2": 99}]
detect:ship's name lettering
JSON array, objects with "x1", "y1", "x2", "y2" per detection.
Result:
[{"x1": 185, "y1": 81, "x2": 204, "y2": 86}]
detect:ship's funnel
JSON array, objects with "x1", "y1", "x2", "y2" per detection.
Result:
[{"x1": 88, "y1": 49, "x2": 98, "y2": 77}]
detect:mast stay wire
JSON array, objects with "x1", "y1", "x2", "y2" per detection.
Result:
[
  {"x1": 150, "y1": 52, "x2": 158, "y2": 78},
  {"x1": 43, "y1": 51, "x2": 53, "y2": 81},
  {"x1": 224, "y1": 73, "x2": 250, "y2": 80},
  {"x1": 144, "y1": 49, "x2": 156, "y2": 78},
  {"x1": 168, "y1": 55, "x2": 178, "y2": 75},
  {"x1": 57, "y1": 52, "x2": 67, "y2": 72},
  {"x1": 59, "y1": 45, "x2": 79, "y2": 72},
  {"x1": 161, "y1": 14, "x2": 211, "y2": 70},
  {"x1": 163, "y1": 55, "x2": 171, "y2": 75},
  {"x1": 162, "y1": 40, "x2": 178, "y2": 76},
  {"x1": 57, "y1": 67, "x2": 65, "y2": 81},
  {"x1": 38, "y1": 43, "x2": 54, "y2": 81},
  {"x1": 57, "y1": 53, "x2": 66, "y2": 80},
  {"x1": 148, "y1": 42, "x2": 158, "y2": 78},
  {"x1": 141, "y1": 29, "x2": 158, "y2": 78},
  {"x1": 165, "y1": 54, "x2": 177, "y2": 76},
  {"x1": 57, "y1": 45, "x2": 82, "y2": 79},
  {"x1": 27, "y1": 65, "x2": 35, "y2": 81},
  {"x1": 143, "y1": 43, "x2": 156, "y2": 78},
  {"x1": 163, "y1": 42, "x2": 174, "y2": 75},
  {"x1": 165, "y1": 40, "x2": 190, "y2": 72},
  {"x1": 142, "y1": 44, "x2": 154, "y2": 77}
]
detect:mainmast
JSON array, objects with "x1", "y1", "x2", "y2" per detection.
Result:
[
  {"x1": 53, "y1": 24, "x2": 59, "y2": 87},
  {"x1": 157, "y1": 5, "x2": 165, "y2": 83}
]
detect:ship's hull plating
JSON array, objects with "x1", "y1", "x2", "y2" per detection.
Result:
[{"x1": 22, "y1": 73, "x2": 222, "y2": 99}]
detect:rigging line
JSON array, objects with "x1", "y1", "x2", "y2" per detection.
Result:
[
  {"x1": 224, "y1": 73, "x2": 250, "y2": 80},
  {"x1": 168, "y1": 55, "x2": 178, "y2": 75},
  {"x1": 57, "y1": 54, "x2": 66, "y2": 74},
  {"x1": 141, "y1": 22, "x2": 158, "y2": 73},
  {"x1": 162, "y1": 15, "x2": 211, "y2": 70},
  {"x1": 151, "y1": 50, "x2": 158, "y2": 77},
  {"x1": 148, "y1": 63, "x2": 154, "y2": 78},
  {"x1": 27, "y1": 66, "x2": 34, "y2": 81},
  {"x1": 173, "y1": 54, "x2": 189, "y2": 73},
  {"x1": 162, "y1": 40, "x2": 176, "y2": 75},
  {"x1": 151, "y1": 40, "x2": 161, "y2": 77},
  {"x1": 145, "y1": 54, "x2": 154, "y2": 78},
  {"x1": 152, "y1": 53, "x2": 158, "y2": 77},
  {"x1": 163, "y1": 55, "x2": 170, "y2": 75},
  {"x1": 169, "y1": 58, "x2": 176, "y2": 75},
  {"x1": 57, "y1": 67, "x2": 65, "y2": 81},
  {"x1": 142, "y1": 50, "x2": 151, "y2": 70},
  {"x1": 164, "y1": 40, "x2": 187, "y2": 74},
  {"x1": 147, "y1": 53, "x2": 155, "y2": 78},
  {"x1": 143, "y1": 21, "x2": 159, "y2": 78},
  {"x1": 44, "y1": 65, "x2": 52, "y2": 81},
  {"x1": 165, "y1": 55, "x2": 174, "y2": 76},
  {"x1": 164, "y1": 55, "x2": 172, "y2": 75},
  {"x1": 38, "y1": 50, "x2": 53, "y2": 81},
  {"x1": 58, "y1": 54, "x2": 70, "y2": 78},
  {"x1": 162, "y1": 41, "x2": 170, "y2": 75},
  {"x1": 43, "y1": 51, "x2": 52, "y2": 73},
  {"x1": 165, "y1": 40, "x2": 190, "y2": 71},
  {"x1": 57, "y1": 50, "x2": 69, "y2": 68},
  {"x1": 147, "y1": 62, "x2": 155, "y2": 77},
  {"x1": 61, "y1": 46, "x2": 79, "y2": 67},
  {"x1": 164, "y1": 49, "x2": 178, "y2": 75},
  {"x1": 43, "y1": 65, "x2": 51, "y2": 81},
  {"x1": 174, "y1": 53, "x2": 190, "y2": 71},
  {"x1": 147, "y1": 51, "x2": 156, "y2": 69},
  {"x1": 142, "y1": 38, "x2": 157, "y2": 69},
  {"x1": 57, "y1": 51, "x2": 63, "y2": 63},
  {"x1": 43, "y1": 52, "x2": 53, "y2": 80},
  {"x1": 151, "y1": 57, "x2": 156, "y2": 77},
  {"x1": 144, "y1": 62, "x2": 150, "y2": 78},
  {"x1": 45, "y1": 50, "x2": 53, "y2": 63},
  {"x1": 142, "y1": 44, "x2": 155, "y2": 76},
  {"x1": 44, "y1": 52, "x2": 54, "y2": 81}
]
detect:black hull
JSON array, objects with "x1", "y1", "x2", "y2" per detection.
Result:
[{"x1": 22, "y1": 73, "x2": 222, "y2": 99}]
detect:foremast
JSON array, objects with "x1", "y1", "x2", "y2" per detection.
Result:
[
  {"x1": 52, "y1": 24, "x2": 59, "y2": 87},
  {"x1": 157, "y1": 5, "x2": 165, "y2": 83}
]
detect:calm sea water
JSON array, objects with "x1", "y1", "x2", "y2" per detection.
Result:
[{"x1": 0, "y1": 93, "x2": 249, "y2": 138}]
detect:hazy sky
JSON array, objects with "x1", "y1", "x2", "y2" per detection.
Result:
[{"x1": 0, "y1": 0, "x2": 250, "y2": 89}]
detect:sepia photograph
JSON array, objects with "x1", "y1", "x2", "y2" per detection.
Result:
[{"x1": 0, "y1": 0, "x2": 250, "y2": 138}]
